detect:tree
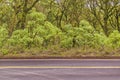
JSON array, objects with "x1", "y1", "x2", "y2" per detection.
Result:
[
  {"x1": 87, "y1": 0, "x2": 120, "y2": 36},
  {"x1": 12, "y1": 0, "x2": 40, "y2": 29}
]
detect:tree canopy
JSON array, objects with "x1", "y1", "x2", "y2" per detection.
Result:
[{"x1": 0, "y1": 0, "x2": 120, "y2": 56}]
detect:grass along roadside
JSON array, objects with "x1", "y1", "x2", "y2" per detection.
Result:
[{"x1": 0, "y1": 48, "x2": 120, "y2": 59}]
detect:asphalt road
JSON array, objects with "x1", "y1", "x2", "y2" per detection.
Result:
[{"x1": 0, "y1": 59, "x2": 120, "y2": 80}]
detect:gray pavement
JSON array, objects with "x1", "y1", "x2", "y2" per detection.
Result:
[
  {"x1": 0, "y1": 59, "x2": 120, "y2": 80},
  {"x1": 1, "y1": 59, "x2": 120, "y2": 66}
]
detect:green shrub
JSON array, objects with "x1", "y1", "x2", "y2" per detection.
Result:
[
  {"x1": 0, "y1": 25, "x2": 8, "y2": 47},
  {"x1": 91, "y1": 33, "x2": 107, "y2": 48},
  {"x1": 107, "y1": 30, "x2": 120, "y2": 48},
  {"x1": 60, "y1": 20, "x2": 95, "y2": 48},
  {"x1": 27, "y1": 8, "x2": 46, "y2": 25},
  {"x1": 7, "y1": 29, "x2": 32, "y2": 48},
  {"x1": 60, "y1": 35, "x2": 73, "y2": 48},
  {"x1": 1, "y1": 49, "x2": 9, "y2": 55},
  {"x1": 27, "y1": 9, "x2": 62, "y2": 48}
]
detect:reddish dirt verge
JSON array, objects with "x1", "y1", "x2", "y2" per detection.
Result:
[{"x1": 0, "y1": 56, "x2": 120, "y2": 59}]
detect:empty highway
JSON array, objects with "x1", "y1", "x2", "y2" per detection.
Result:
[{"x1": 0, "y1": 59, "x2": 120, "y2": 80}]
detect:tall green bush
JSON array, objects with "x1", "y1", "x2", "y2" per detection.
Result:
[
  {"x1": 0, "y1": 25, "x2": 8, "y2": 47},
  {"x1": 107, "y1": 30, "x2": 120, "y2": 48},
  {"x1": 60, "y1": 20, "x2": 95, "y2": 48}
]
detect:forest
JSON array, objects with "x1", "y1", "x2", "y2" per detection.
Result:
[{"x1": 0, "y1": 0, "x2": 120, "y2": 58}]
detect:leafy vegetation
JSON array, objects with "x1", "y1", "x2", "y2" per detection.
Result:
[{"x1": 0, "y1": 0, "x2": 120, "y2": 57}]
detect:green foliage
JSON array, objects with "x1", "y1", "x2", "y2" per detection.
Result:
[
  {"x1": 75, "y1": 20, "x2": 94, "y2": 47},
  {"x1": 28, "y1": 9, "x2": 46, "y2": 25},
  {"x1": 107, "y1": 30, "x2": 120, "y2": 48},
  {"x1": 7, "y1": 29, "x2": 32, "y2": 47},
  {"x1": 0, "y1": 25, "x2": 8, "y2": 47},
  {"x1": 27, "y1": 10, "x2": 62, "y2": 48},
  {"x1": 60, "y1": 20, "x2": 95, "y2": 48},
  {"x1": 60, "y1": 35, "x2": 73, "y2": 48},
  {"x1": 0, "y1": 0, "x2": 120, "y2": 56},
  {"x1": 1, "y1": 49, "x2": 9, "y2": 55},
  {"x1": 91, "y1": 33, "x2": 107, "y2": 48}
]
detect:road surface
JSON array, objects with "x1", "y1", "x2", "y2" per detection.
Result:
[{"x1": 0, "y1": 59, "x2": 120, "y2": 80}]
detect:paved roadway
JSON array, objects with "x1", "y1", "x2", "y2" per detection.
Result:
[{"x1": 0, "y1": 59, "x2": 120, "y2": 80}]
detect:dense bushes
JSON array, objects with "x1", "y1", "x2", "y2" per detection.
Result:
[
  {"x1": 0, "y1": 20, "x2": 119, "y2": 49},
  {"x1": 0, "y1": 10, "x2": 120, "y2": 55}
]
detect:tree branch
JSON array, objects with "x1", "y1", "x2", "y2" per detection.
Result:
[{"x1": 27, "y1": 0, "x2": 39, "y2": 12}]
